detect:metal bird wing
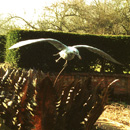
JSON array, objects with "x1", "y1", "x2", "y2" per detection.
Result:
[
  {"x1": 9, "y1": 38, "x2": 67, "y2": 50},
  {"x1": 73, "y1": 45, "x2": 122, "y2": 65}
]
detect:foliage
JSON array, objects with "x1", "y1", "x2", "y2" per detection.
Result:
[
  {"x1": 5, "y1": 30, "x2": 21, "y2": 66},
  {"x1": 5, "y1": 30, "x2": 130, "y2": 74},
  {"x1": 0, "y1": 68, "x2": 117, "y2": 130},
  {"x1": 0, "y1": 35, "x2": 6, "y2": 62},
  {"x1": 0, "y1": 14, "x2": 37, "y2": 35},
  {"x1": 1, "y1": 0, "x2": 130, "y2": 35},
  {"x1": 37, "y1": 0, "x2": 130, "y2": 35}
]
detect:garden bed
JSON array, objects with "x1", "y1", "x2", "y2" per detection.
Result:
[
  {"x1": 0, "y1": 65, "x2": 130, "y2": 130},
  {"x1": 96, "y1": 102, "x2": 130, "y2": 130}
]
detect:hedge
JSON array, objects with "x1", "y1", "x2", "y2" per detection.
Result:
[
  {"x1": 5, "y1": 30, "x2": 21, "y2": 66},
  {"x1": 0, "y1": 35, "x2": 6, "y2": 62},
  {"x1": 5, "y1": 30, "x2": 130, "y2": 74}
]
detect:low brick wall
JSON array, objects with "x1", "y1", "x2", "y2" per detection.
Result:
[
  {"x1": 57, "y1": 72, "x2": 130, "y2": 100},
  {"x1": 0, "y1": 67, "x2": 130, "y2": 100}
]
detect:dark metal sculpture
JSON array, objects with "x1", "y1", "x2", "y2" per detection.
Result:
[{"x1": 0, "y1": 68, "x2": 118, "y2": 130}]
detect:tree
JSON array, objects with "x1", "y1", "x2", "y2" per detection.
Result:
[
  {"x1": 0, "y1": 14, "x2": 37, "y2": 35},
  {"x1": 37, "y1": 0, "x2": 90, "y2": 33},
  {"x1": 37, "y1": 0, "x2": 130, "y2": 35},
  {"x1": 1, "y1": 0, "x2": 130, "y2": 35},
  {"x1": 118, "y1": 0, "x2": 130, "y2": 34}
]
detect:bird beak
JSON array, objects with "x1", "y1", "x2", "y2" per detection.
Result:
[{"x1": 78, "y1": 55, "x2": 82, "y2": 60}]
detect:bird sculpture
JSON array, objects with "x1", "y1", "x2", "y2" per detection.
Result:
[{"x1": 9, "y1": 38, "x2": 121, "y2": 86}]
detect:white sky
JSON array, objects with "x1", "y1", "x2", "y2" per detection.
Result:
[
  {"x1": 0, "y1": 0, "x2": 58, "y2": 19},
  {"x1": 0, "y1": 0, "x2": 94, "y2": 12},
  {"x1": 0, "y1": 0, "x2": 104, "y2": 25},
  {"x1": 0, "y1": 0, "x2": 59, "y2": 13},
  {"x1": 0, "y1": 0, "x2": 94, "y2": 17}
]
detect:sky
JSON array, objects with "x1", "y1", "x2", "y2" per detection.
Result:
[
  {"x1": 0, "y1": 0, "x2": 60, "y2": 14},
  {"x1": 0, "y1": 0, "x2": 58, "y2": 19},
  {"x1": 0, "y1": 0, "x2": 102, "y2": 26},
  {"x1": 0, "y1": 0, "x2": 94, "y2": 13},
  {"x1": 0, "y1": 0, "x2": 94, "y2": 18}
]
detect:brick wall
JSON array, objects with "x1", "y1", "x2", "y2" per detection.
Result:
[
  {"x1": 0, "y1": 67, "x2": 130, "y2": 100},
  {"x1": 56, "y1": 72, "x2": 130, "y2": 98}
]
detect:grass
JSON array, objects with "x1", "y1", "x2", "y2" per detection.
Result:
[{"x1": 96, "y1": 102, "x2": 130, "y2": 130}]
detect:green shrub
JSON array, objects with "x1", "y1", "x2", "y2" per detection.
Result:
[
  {"x1": 5, "y1": 30, "x2": 21, "y2": 66},
  {"x1": 0, "y1": 35, "x2": 6, "y2": 62},
  {"x1": 5, "y1": 30, "x2": 130, "y2": 73}
]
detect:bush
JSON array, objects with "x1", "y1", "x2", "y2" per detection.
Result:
[
  {"x1": 0, "y1": 35, "x2": 6, "y2": 62},
  {"x1": 5, "y1": 30, "x2": 130, "y2": 73},
  {"x1": 5, "y1": 30, "x2": 21, "y2": 66}
]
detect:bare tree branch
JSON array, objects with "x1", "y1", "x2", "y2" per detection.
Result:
[{"x1": 0, "y1": 15, "x2": 38, "y2": 30}]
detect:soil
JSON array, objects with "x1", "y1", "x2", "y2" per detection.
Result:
[{"x1": 96, "y1": 102, "x2": 130, "y2": 130}]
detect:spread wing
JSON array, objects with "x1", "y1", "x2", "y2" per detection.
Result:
[
  {"x1": 9, "y1": 38, "x2": 67, "y2": 50},
  {"x1": 73, "y1": 45, "x2": 122, "y2": 65}
]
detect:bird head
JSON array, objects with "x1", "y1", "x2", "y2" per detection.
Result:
[{"x1": 71, "y1": 47, "x2": 82, "y2": 60}]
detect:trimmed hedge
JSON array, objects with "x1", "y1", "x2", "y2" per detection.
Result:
[
  {"x1": 5, "y1": 30, "x2": 130, "y2": 73},
  {"x1": 5, "y1": 30, "x2": 21, "y2": 66},
  {"x1": 0, "y1": 35, "x2": 6, "y2": 62}
]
